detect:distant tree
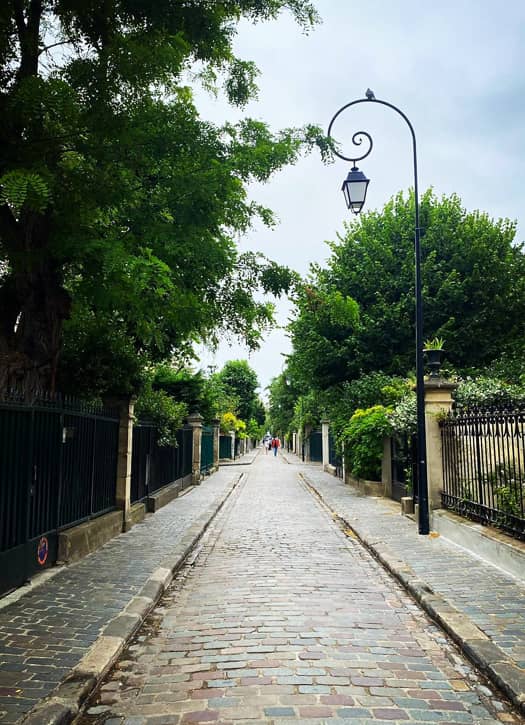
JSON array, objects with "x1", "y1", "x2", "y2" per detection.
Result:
[
  {"x1": 215, "y1": 360, "x2": 261, "y2": 423},
  {"x1": 266, "y1": 371, "x2": 300, "y2": 437}
]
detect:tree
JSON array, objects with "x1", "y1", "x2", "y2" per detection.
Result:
[
  {"x1": 266, "y1": 371, "x2": 297, "y2": 437},
  {"x1": 287, "y1": 283, "x2": 359, "y2": 392},
  {"x1": 214, "y1": 359, "x2": 261, "y2": 424},
  {"x1": 0, "y1": 1, "x2": 325, "y2": 395},
  {"x1": 291, "y1": 190, "x2": 525, "y2": 386}
]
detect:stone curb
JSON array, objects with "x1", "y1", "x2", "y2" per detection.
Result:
[
  {"x1": 220, "y1": 450, "x2": 260, "y2": 467},
  {"x1": 301, "y1": 473, "x2": 525, "y2": 715},
  {"x1": 21, "y1": 473, "x2": 244, "y2": 725}
]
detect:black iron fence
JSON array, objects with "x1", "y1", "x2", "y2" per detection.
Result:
[
  {"x1": 328, "y1": 433, "x2": 343, "y2": 478},
  {"x1": 0, "y1": 392, "x2": 119, "y2": 595},
  {"x1": 131, "y1": 423, "x2": 192, "y2": 503},
  {"x1": 441, "y1": 408, "x2": 525, "y2": 540},
  {"x1": 391, "y1": 434, "x2": 417, "y2": 503}
]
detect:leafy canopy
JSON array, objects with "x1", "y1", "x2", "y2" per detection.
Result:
[
  {"x1": 289, "y1": 190, "x2": 525, "y2": 390},
  {"x1": 0, "y1": 0, "x2": 327, "y2": 395}
]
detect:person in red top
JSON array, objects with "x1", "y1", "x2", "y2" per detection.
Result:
[{"x1": 271, "y1": 436, "x2": 281, "y2": 456}]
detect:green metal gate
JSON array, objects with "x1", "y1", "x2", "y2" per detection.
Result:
[
  {"x1": 200, "y1": 425, "x2": 214, "y2": 474},
  {"x1": 309, "y1": 430, "x2": 323, "y2": 462},
  {"x1": 219, "y1": 434, "x2": 232, "y2": 459}
]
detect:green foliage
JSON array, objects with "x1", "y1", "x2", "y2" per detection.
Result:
[
  {"x1": 424, "y1": 336, "x2": 445, "y2": 350},
  {"x1": 0, "y1": 170, "x2": 50, "y2": 217},
  {"x1": 220, "y1": 411, "x2": 245, "y2": 435},
  {"x1": 296, "y1": 190, "x2": 525, "y2": 382},
  {"x1": 287, "y1": 282, "x2": 359, "y2": 392},
  {"x1": 57, "y1": 309, "x2": 147, "y2": 398},
  {"x1": 134, "y1": 386, "x2": 188, "y2": 447},
  {"x1": 290, "y1": 391, "x2": 324, "y2": 433},
  {"x1": 0, "y1": 1, "x2": 328, "y2": 395},
  {"x1": 454, "y1": 377, "x2": 525, "y2": 410},
  {"x1": 266, "y1": 371, "x2": 300, "y2": 438},
  {"x1": 246, "y1": 417, "x2": 263, "y2": 440},
  {"x1": 151, "y1": 366, "x2": 218, "y2": 422},
  {"x1": 389, "y1": 392, "x2": 417, "y2": 436},
  {"x1": 320, "y1": 372, "x2": 407, "y2": 444},
  {"x1": 214, "y1": 360, "x2": 261, "y2": 424},
  {"x1": 342, "y1": 405, "x2": 392, "y2": 481}
]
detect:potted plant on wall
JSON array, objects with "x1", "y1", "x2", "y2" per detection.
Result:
[{"x1": 424, "y1": 336, "x2": 445, "y2": 378}]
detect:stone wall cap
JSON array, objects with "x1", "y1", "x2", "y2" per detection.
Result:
[
  {"x1": 187, "y1": 412, "x2": 204, "y2": 424},
  {"x1": 424, "y1": 379, "x2": 458, "y2": 391}
]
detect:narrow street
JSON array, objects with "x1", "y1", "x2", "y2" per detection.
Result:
[{"x1": 80, "y1": 453, "x2": 516, "y2": 724}]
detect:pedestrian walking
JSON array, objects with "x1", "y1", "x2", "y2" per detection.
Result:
[{"x1": 271, "y1": 436, "x2": 280, "y2": 456}]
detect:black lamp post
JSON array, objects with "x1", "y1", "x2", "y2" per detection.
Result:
[{"x1": 327, "y1": 90, "x2": 430, "y2": 536}]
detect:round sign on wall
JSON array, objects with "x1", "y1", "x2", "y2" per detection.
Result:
[{"x1": 37, "y1": 536, "x2": 49, "y2": 566}]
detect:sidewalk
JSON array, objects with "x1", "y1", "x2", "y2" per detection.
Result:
[
  {"x1": 281, "y1": 452, "x2": 525, "y2": 715},
  {"x1": 0, "y1": 465, "x2": 247, "y2": 724}
]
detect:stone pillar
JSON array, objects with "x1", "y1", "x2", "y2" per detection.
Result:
[
  {"x1": 116, "y1": 398, "x2": 135, "y2": 531},
  {"x1": 382, "y1": 437, "x2": 393, "y2": 498},
  {"x1": 424, "y1": 379, "x2": 457, "y2": 510},
  {"x1": 212, "y1": 418, "x2": 220, "y2": 470},
  {"x1": 187, "y1": 412, "x2": 203, "y2": 485},
  {"x1": 321, "y1": 419, "x2": 330, "y2": 471}
]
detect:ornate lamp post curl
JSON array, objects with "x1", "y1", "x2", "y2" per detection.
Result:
[{"x1": 327, "y1": 90, "x2": 430, "y2": 536}]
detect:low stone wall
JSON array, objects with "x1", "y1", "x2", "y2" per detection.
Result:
[
  {"x1": 345, "y1": 472, "x2": 384, "y2": 497},
  {"x1": 57, "y1": 510, "x2": 123, "y2": 564},
  {"x1": 130, "y1": 502, "x2": 146, "y2": 526},
  {"x1": 146, "y1": 474, "x2": 193, "y2": 513},
  {"x1": 431, "y1": 509, "x2": 525, "y2": 581}
]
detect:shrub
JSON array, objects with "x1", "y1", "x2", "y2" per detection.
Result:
[
  {"x1": 342, "y1": 405, "x2": 391, "y2": 480},
  {"x1": 135, "y1": 388, "x2": 188, "y2": 446},
  {"x1": 389, "y1": 392, "x2": 417, "y2": 436},
  {"x1": 455, "y1": 376, "x2": 525, "y2": 410}
]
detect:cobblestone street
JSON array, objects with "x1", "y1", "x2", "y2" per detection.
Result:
[{"x1": 80, "y1": 454, "x2": 520, "y2": 725}]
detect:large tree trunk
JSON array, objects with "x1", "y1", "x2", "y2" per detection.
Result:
[
  {"x1": 0, "y1": 262, "x2": 71, "y2": 398},
  {"x1": 0, "y1": 2, "x2": 71, "y2": 397}
]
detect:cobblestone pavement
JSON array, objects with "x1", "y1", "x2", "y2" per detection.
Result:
[
  {"x1": 0, "y1": 468, "x2": 240, "y2": 724},
  {"x1": 80, "y1": 454, "x2": 521, "y2": 724},
  {"x1": 296, "y1": 459, "x2": 525, "y2": 670}
]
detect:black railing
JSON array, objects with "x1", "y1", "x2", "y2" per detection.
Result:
[
  {"x1": 441, "y1": 408, "x2": 525, "y2": 540},
  {"x1": 328, "y1": 433, "x2": 343, "y2": 478},
  {"x1": 0, "y1": 393, "x2": 119, "y2": 595},
  {"x1": 131, "y1": 424, "x2": 192, "y2": 503},
  {"x1": 391, "y1": 434, "x2": 417, "y2": 503}
]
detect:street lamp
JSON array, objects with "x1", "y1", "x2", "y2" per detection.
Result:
[
  {"x1": 342, "y1": 166, "x2": 370, "y2": 214},
  {"x1": 327, "y1": 90, "x2": 430, "y2": 536}
]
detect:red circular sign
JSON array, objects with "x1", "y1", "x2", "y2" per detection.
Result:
[{"x1": 37, "y1": 536, "x2": 49, "y2": 566}]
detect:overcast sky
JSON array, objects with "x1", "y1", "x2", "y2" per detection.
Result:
[{"x1": 196, "y1": 0, "x2": 525, "y2": 399}]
